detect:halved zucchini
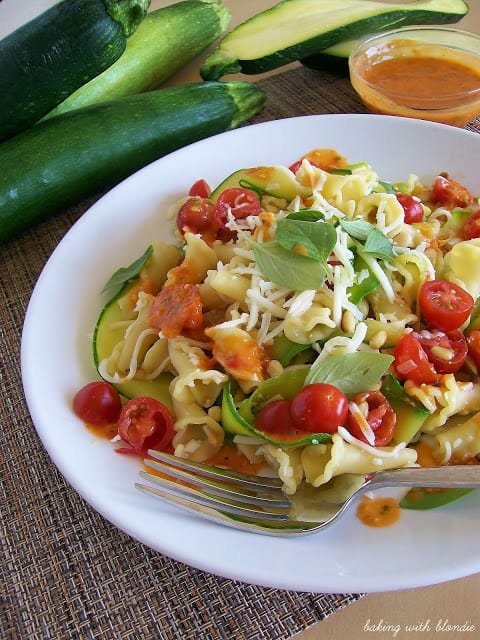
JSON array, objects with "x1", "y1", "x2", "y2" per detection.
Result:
[{"x1": 200, "y1": 0, "x2": 469, "y2": 79}]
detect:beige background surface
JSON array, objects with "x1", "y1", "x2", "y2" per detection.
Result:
[{"x1": 2, "y1": 2, "x2": 478, "y2": 638}]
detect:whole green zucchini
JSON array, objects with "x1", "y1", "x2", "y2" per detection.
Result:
[
  {"x1": 200, "y1": 0, "x2": 469, "y2": 79},
  {"x1": 43, "y1": 0, "x2": 231, "y2": 120},
  {"x1": 0, "y1": 0, "x2": 150, "y2": 141},
  {"x1": 0, "y1": 82, "x2": 266, "y2": 245}
]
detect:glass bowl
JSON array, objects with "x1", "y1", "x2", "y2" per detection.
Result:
[{"x1": 348, "y1": 26, "x2": 480, "y2": 127}]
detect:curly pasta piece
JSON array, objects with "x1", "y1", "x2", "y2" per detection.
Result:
[
  {"x1": 166, "y1": 232, "x2": 218, "y2": 286},
  {"x1": 301, "y1": 431, "x2": 417, "y2": 488},
  {"x1": 404, "y1": 375, "x2": 480, "y2": 432},
  {"x1": 172, "y1": 400, "x2": 224, "y2": 462},
  {"x1": 259, "y1": 445, "x2": 304, "y2": 495},
  {"x1": 432, "y1": 412, "x2": 480, "y2": 464}
]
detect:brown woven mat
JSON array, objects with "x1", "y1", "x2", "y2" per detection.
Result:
[{"x1": 1, "y1": 64, "x2": 478, "y2": 640}]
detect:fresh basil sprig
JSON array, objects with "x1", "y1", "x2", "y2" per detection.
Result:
[
  {"x1": 101, "y1": 245, "x2": 153, "y2": 297},
  {"x1": 252, "y1": 242, "x2": 331, "y2": 291},
  {"x1": 251, "y1": 218, "x2": 336, "y2": 291},
  {"x1": 339, "y1": 218, "x2": 394, "y2": 261},
  {"x1": 305, "y1": 351, "x2": 394, "y2": 397},
  {"x1": 276, "y1": 218, "x2": 336, "y2": 261}
]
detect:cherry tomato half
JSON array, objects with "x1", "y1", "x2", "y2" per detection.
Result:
[
  {"x1": 467, "y1": 330, "x2": 480, "y2": 374},
  {"x1": 214, "y1": 188, "x2": 262, "y2": 240},
  {"x1": 254, "y1": 399, "x2": 296, "y2": 436},
  {"x1": 176, "y1": 196, "x2": 218, "y2": 243},
  {"x1": 396, "y1": 193, "x2": 424, "y2": 224},
  {"x1": 346, "y1": 390, "x2": 395, "y2": 447},
  {"x1": 463, "y1": 210, "x2": 480, "y2": 240},
  {"x1": 414, "y1": 329, "x2": 468, "y2": 375},
  {"x1": 393, "y1": 332, "x2": 439, "y2": 385},
  {"x1": 419, "y1": 279, "x2": 474, "y2": 332},
  {"x1": 188, "y1": 178, "x2": 211, "y2": 198},
  {"x1": 73, "y1": 381, "x2": 122, "y2": 426},
  {"x1": 117, "y1": 396, "x2": 174, "y2": 455},
  {"x1": 290, "y1": 383, "x2": 348, "y2": 434},
  {"x1": 432, "y1": 175, "x2": 474, "y2": 210}
]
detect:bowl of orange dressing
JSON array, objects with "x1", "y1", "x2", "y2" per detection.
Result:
[{"x1": 349, "y1": 27, "x2": 480, "y2": 126}]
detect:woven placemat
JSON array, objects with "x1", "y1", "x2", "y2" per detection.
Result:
[{"x1": 1, "y1": 64, "x2": 478, "y2": 640}]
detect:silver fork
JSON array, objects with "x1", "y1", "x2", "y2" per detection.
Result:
[{"x1": 136, "y1": 450, "x2": 480, "y2": 536}]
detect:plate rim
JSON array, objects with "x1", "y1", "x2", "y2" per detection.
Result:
[{"x1": 21, "y1": 113, "x2": 480, "y2": 593}]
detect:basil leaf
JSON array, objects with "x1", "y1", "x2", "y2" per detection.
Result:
[
  {"x1": 363, "y1": 227, "x2": 395, "y2": 261},
  {"x1": 339, "y1": 218, "x2": 371, "y2": 242},
  {"x1": 305, "y1": 351, "x2": 394, "y2": 396},
  {"x1": 339, "y1": 219, "x2": 394, "y2": 261},
  {"x1": 286, "y1": 210, "x2": 325, "y2": 222},
  {"x1": 276, "y1": 219, "x2": 336, "y2": 262},
  {"x1": 101, "y1": 245, "x2": 153, "y2": 297},
  {"x1": 251, "y1": 241, "x2": 330, "y2": 291}
]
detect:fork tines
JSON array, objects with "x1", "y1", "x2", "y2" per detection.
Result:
[{"x1": 136, "y1": 449, "x2": 291, "y2": 522}]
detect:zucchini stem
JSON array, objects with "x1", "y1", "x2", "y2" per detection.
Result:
[{"x1": 104, "y1": 0, "x2": 151, "y2": 37}]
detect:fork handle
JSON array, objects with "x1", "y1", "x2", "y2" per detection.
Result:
[{"x1": 367, "y1": 465, "x2": 480, "y2": 490}]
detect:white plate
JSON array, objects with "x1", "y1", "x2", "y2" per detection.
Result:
[{"x1": 21, "y1": 114, "x2": 480, "y2": 593}]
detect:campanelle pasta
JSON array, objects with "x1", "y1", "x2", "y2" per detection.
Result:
[{"x1": 94, "y1": 150, "x2": 480, "y2": 518}]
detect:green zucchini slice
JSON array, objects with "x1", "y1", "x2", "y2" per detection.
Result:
[{"x1": 200, "y1": 0, "x2": 469, "y2": 79}]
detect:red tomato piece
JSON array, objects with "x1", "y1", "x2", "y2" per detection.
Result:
[
  {"x1": 176, "y1": 196, "x2": 218, "y2": 243},
  {"x1": 467, "y1": 330, "x2": 480, "y2": 374},
  {"x1": 419, "y1": 279, "x2": 474, "y2": 332},
  {"x1": 432, "y1": 175, "x2": 474, "y2": 210},
  {"x1": 149, "y1": 283, "x2": 203, "y2": 338},
  {"x1": 117, "y1": 396, "x2": 174, "y2": 455},
  {"x1": 393, "y1": 332, "x2": 440, "y2": 385},
  {"x1": 346, "y1": 390, "x2": 395, "y2": 447},
  {"x1": 254, "y1": 399, "x2": 296, "y2": 436},
  {"x1": 463, "y1": 210, "x2": 480, "y2": 240},
  {"x1": 396, "y1": 193, "x2": 424, "y2": 224},
  {"x1": 290, "y1": 383, "x2": 348, "y2": 434},
  {"x1": 214, "y1": 188, "x2": 262, "y2": 240},
  {"x1": 188, "y1": 178, "x2": 211, "y2": 198},
  {"x1": 415, "y1": 329, "x2": 468, "y2": 374},
  {"x1": 73, "y1": 381, "x2": 122, "y2": 426},
  {"x1": 288, "y1": 160, "x2": 304, "y2": 174}
]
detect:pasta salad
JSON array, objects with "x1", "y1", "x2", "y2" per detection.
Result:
[{"x1": 73, "y1": 148, "x2": 480, "y2": 521}]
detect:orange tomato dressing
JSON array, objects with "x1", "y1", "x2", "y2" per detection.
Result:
[
  {"x1": 244, "y1": 166, "x2": 277, "y2": 182},
  {"x1": 353, "y1": 42, "x2": 480, "y2": 126},
  {"x1": 364, "y1": 55, "x2": 480, "y2": 100},
  {"x1": 206, "y1": 328, "x2": 265, "y2": 383},
  {"x1": 356, "y1": 496, "x2": 401, "y2": 528},
  {"x1": 300, "y1": 148, "x2": 348, "y2": 170},
  {"x1": 84, "y1": 421, "x2": 118, "y2": 440},
  {"x1": 148, "y1": 283, "x2": 203, "y2": 338},
  {"x1": 207, "y1": 445, "x2": 265, "y2": 475},
  {"x1": 413, "y1": 440, "x2": 441, "y2": 467},
  {"x1": 127, "y1": 277, "x2": 159, "y2": 306}
]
